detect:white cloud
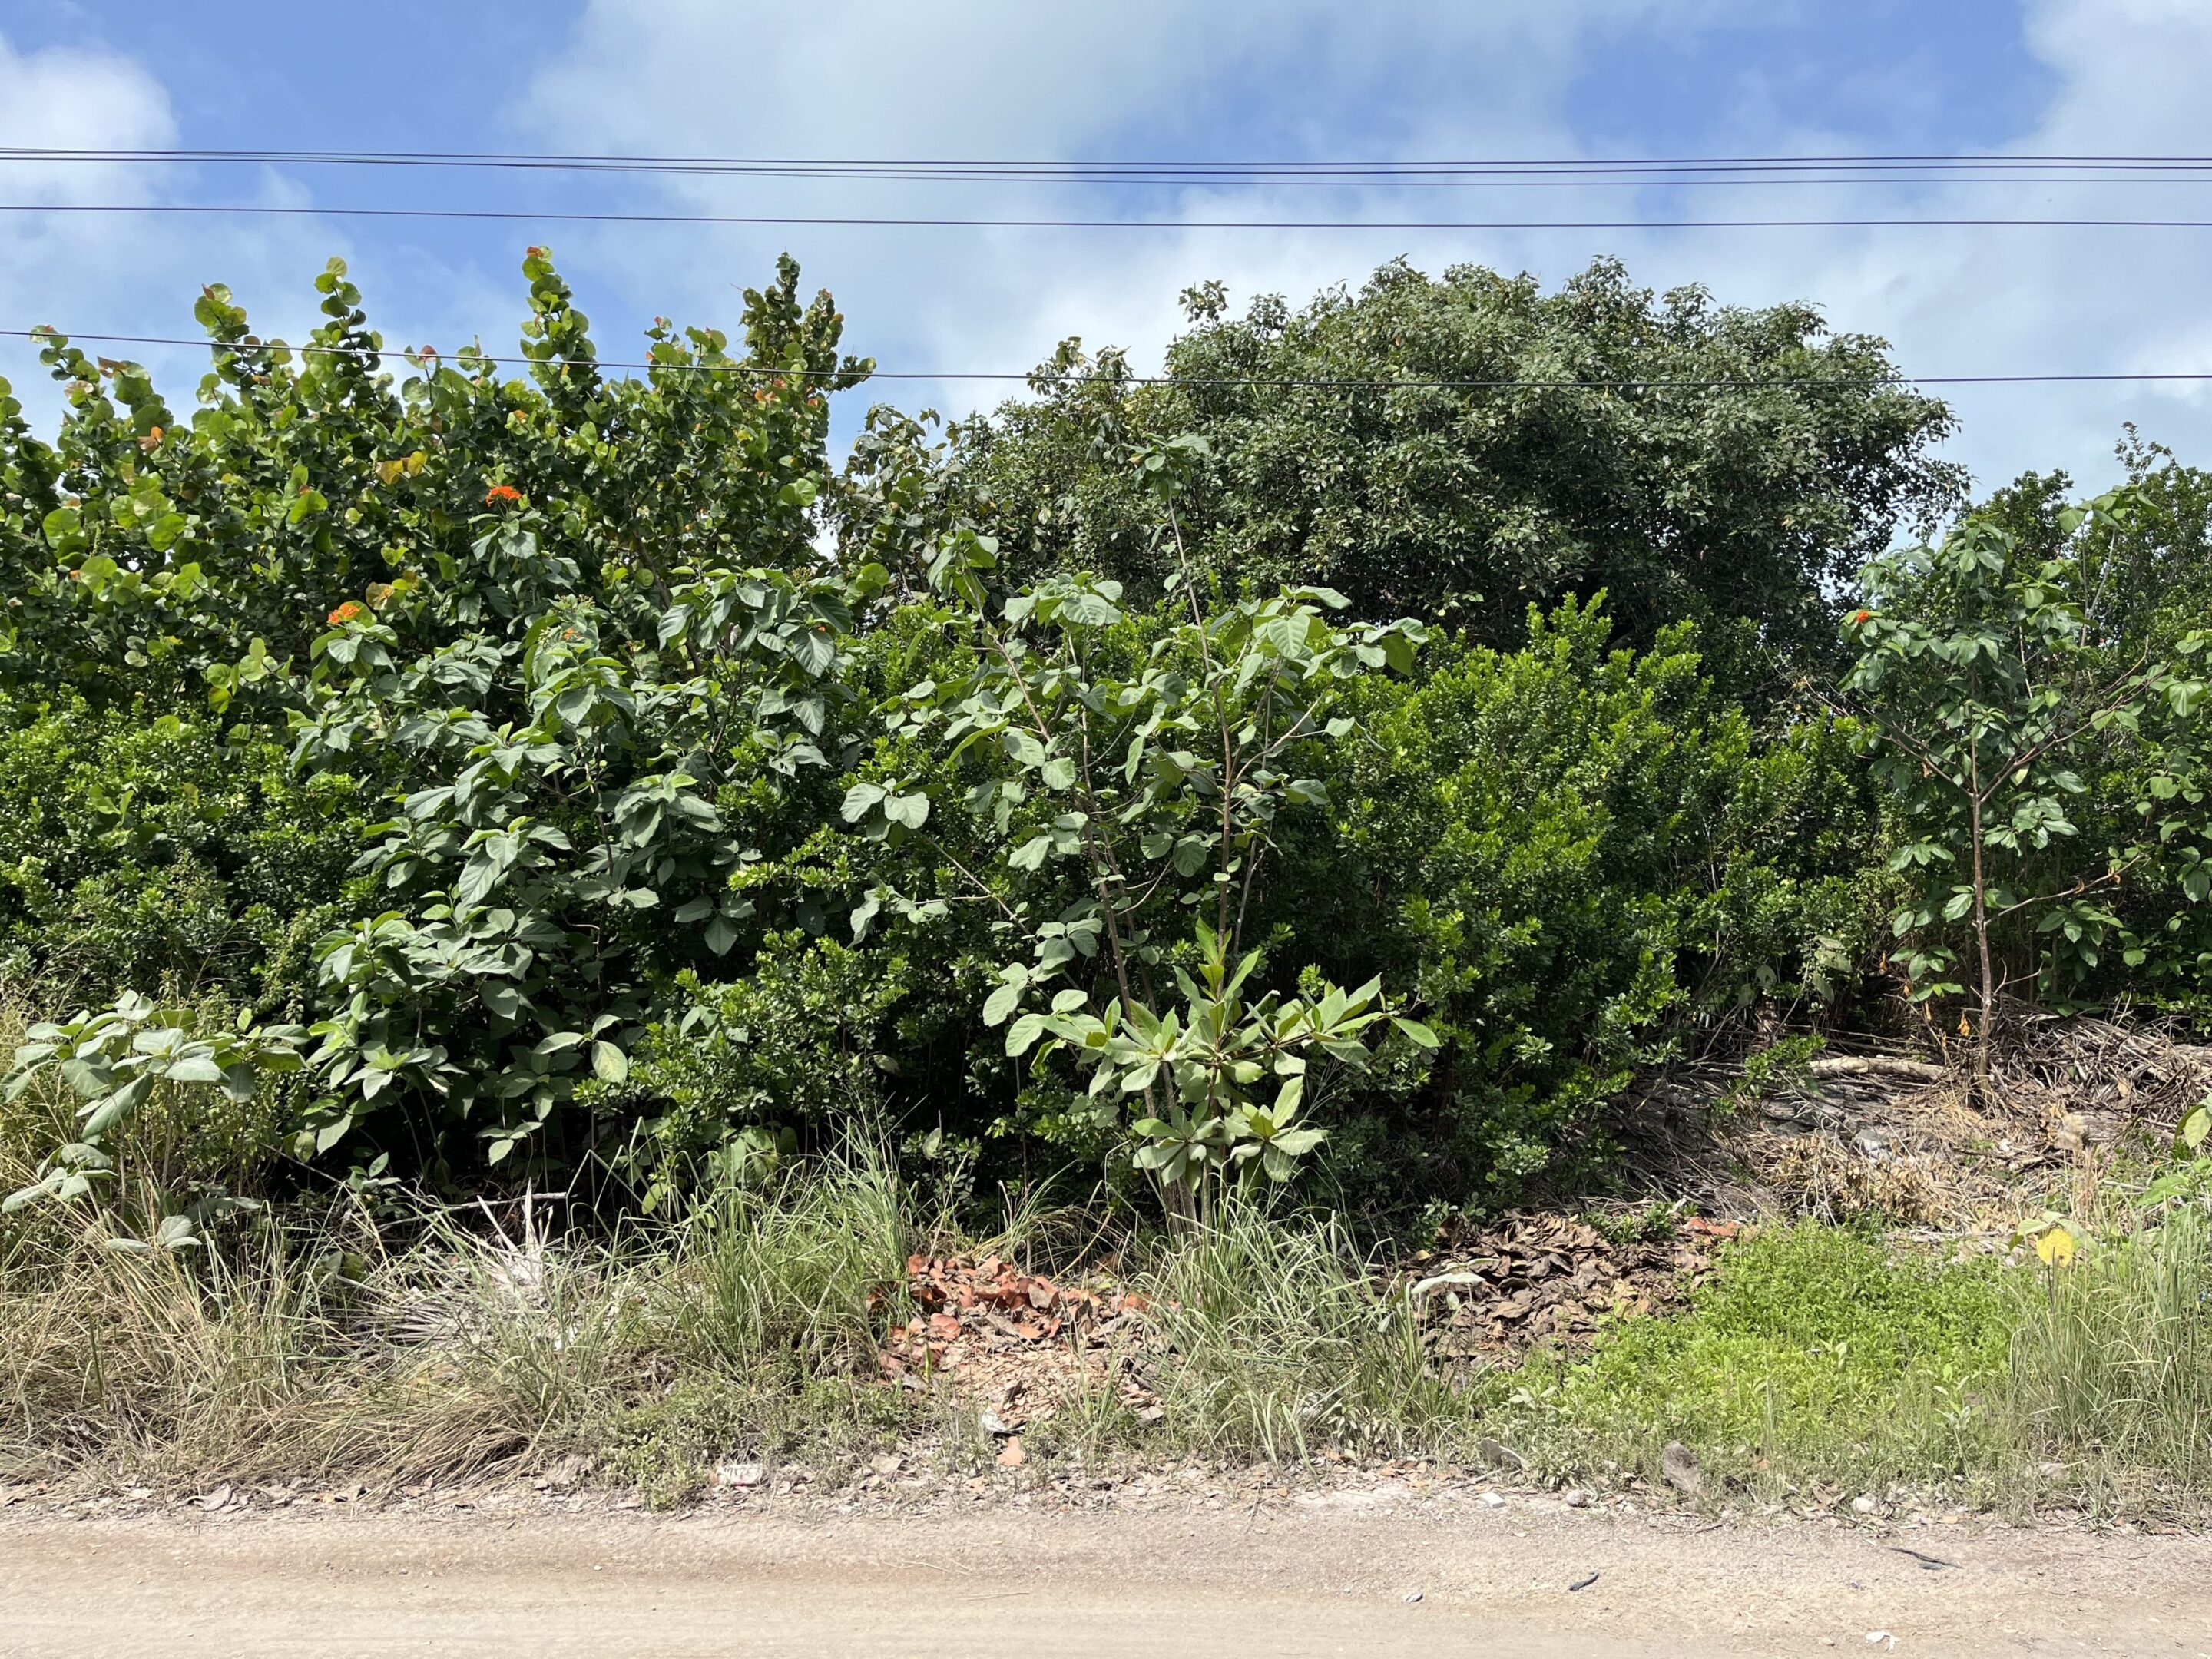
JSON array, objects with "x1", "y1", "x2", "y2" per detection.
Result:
[
  {"x1": 0, "y1": 31, "x2": 346, "y2": 424},
  {"x1": 514, "y1": 2, "x2": 1687, "y2": 419},
  {"x1": 512, "y1": 0, "x2": 2212, "y2": 502},
  {"x1": 1560, "y1": 0, "x2": 2212, "y2": 493},
  {"x1": 12, "y1": 4, "x2": 2197, "y2": 505}
]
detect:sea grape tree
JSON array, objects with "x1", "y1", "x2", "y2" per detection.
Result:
[{"x1": 843, "y1": 434, "x2": 1437, "y2": 1217}]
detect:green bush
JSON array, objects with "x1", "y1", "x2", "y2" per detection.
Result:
[
  {"x1": 2, "y1": 248, "x2": 882, "y2": 1188},
  {"x1": 0, "y1": 700, "x2": 365, "y2": 1003},
  {"x1": 952, "y1": 256, "x2": 1962, "y2": 671},
  {"x1": 1270, "y1": 600, "x2": 1874, "y2": 1209}
]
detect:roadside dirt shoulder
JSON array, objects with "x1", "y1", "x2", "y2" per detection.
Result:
[{"x1": 2, "y1": 1492, "x2": 2205, "y2": 1657}]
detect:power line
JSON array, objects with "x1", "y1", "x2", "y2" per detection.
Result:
[
  {"x1": 5, "y1": 326, "x2": 2209, "y2": 392},
  {"x1": 16, "y1": 202, "x2": 2212, "y2": 232},
  {"x1": 19, "y1": 145, "x2": 2212, "y2": 181}
]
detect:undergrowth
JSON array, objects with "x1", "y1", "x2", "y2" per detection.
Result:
[{"x1": 12, "y1": 1036, "x2": 2212, "y2": 1517}]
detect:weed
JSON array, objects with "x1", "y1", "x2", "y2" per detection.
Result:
[
  {"x1": 1130, "y1": 1197, "x2": 1475, "y2": 1462},
  {"x1": 1715, "y1": 1034, "x2": 1827, "y2": 1117}
]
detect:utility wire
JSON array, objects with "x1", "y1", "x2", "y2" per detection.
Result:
[
  {"x1": 15, "y1": 202, "x2": 2212, "y2": 232},
  {"x1": 21, "y1": 145, "x2": 2212, "y2": 180},
  {"x1": 5, "y1": 326, "x2": 2209, "y2": 391}
]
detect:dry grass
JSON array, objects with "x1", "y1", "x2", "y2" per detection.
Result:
[
  {"x1": 0, "y1": 1148, "x2": 927, "y2": 1499},
  {"x1": 0, "y1": 1208, "x2": 538, "y2": 1488}
]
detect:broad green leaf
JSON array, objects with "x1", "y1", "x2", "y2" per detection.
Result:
[
  {"x1": 1390, "y1": 1017, "x2": 1441, "y2": 1049},
  {"x1": 1005, "y1": 1012, "x2": 1048, "y2": 1057}
]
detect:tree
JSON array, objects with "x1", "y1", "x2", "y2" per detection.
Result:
[
  {"x1": 840, "y1": 436, "x2": 1437, "y2": 1220},
  {"x1": 952, "y1": 257, "x2": 1962, "y2": 674},
  {"x1": 1840, "y1": 488, "x2": 2211, "y2": 1089},
  {"x1": 0, "y1": 247, "x2": 883, "y2": 1177}
]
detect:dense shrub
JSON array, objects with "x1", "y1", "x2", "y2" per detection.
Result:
[
  {"x1": 18, "y1": 243, "x2": 2211, "y2": 1229},
  {"x1": 1267, "y1": 600, "x2": 1875, "y2": 1204},
  {"x1": 0, "y1": 699, "x2": 365, "y2": 1003},
  {"x1": 1843, "y1": 475, "x2": 2212, "y2": 1047}
]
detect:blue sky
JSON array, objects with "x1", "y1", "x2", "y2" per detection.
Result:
[{"x1": 2, "y1": 1, "x2": 2206, "y2": 498}]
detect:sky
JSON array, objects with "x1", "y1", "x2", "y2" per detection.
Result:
[{"x1": 1, "y1": 0, "x2": 2208, "y2": 500}]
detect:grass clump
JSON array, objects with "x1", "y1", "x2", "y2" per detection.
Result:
[
  {"x1": 2005, "y1": 1202, "x2": 2212, "y2": 1511},
  {"x1": 1129, "y1": 1200, "x2": 1475, "y2": 1462},
  {"x1": 0, "y1": 1143, "x2": 927, "y2": 1502}
]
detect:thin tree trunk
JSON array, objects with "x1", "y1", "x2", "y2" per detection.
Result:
[{"x1": 1969, "y1": 775, "x2": 1995, "y2": 1099}]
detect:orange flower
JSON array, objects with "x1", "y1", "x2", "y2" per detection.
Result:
[
  {"x1": 1849, "y1": 608, "x2": 1874, "y2": 625},
  {"x1": 485, "y1": 484, "x2": 523, "y2": 505},
  {"x1": 327, "y1": 600, "x2": 368, "y2": 626}
]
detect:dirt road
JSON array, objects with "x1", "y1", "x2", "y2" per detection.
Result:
[{"x1": 2, "y1": 1492, "x2": 2205, "y2": 1657}]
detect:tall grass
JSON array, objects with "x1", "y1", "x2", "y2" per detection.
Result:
[
  {"x1": 1131, "y1": 1197, "x2": 1475, "y2": 1461},
  {"x1": 667, "y1": 1145, "x2": 913, "y2": 1372},
  {"x1": 2004, "y1": 1204, "x2": 2212, "y2": 1510},
  {"x1": 0, "y1": 1207, "x2": 534, "y2": 1486},
  {"x1": 0, "y1": 1141, "x2": 926, "y2": 1497}
]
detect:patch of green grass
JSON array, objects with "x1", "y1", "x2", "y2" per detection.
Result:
[{"x1": 1499, "y1": 1224, "x2": 2011, "y2": 1498}]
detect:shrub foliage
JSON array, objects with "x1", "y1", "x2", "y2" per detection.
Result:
[{"x1": 3, "y1": 248, "x2": 2209, "y2": 1226}]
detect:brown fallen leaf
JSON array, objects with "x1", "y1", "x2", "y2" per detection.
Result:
[{"x1": 995, "y1": 1437, "x2": 1025, "y2": 1469}]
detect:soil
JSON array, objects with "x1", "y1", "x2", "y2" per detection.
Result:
[{"x1": 3, "y1": 1488, "x2": 2207, "y2": 1657}]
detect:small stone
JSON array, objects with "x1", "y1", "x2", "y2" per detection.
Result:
[
  {"x1": 1478, "y1": 1491, "x2": 1508, "y2": 1508},
  {"x1": 714, "y1": 1461, "x2": 764, "y2": 1489},
  {"x1": 1852, "y1": 1493, "x2": 1879, "y2": 1515},
  {"x1": 869, "y1": 1453, "x2": 902, "y2": 1477},
  {"x1": 1561, "y1": 1488, "x2": 1591, "y2": 1509},
  {"x1": 1402, "y1": 1591, "x2": 1424, "y2": 1604},
  {"x1": 1660, "y1": 1442, "x2": 1702, "y2": 1497}
]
